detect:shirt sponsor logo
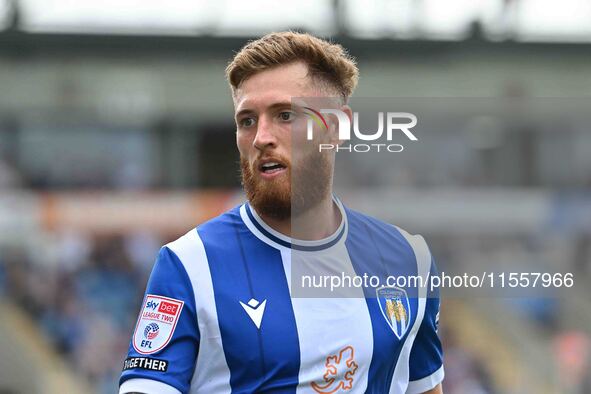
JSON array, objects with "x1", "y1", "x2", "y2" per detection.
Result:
[
  {"x1": 158, "y1": 300, "x2": 180, "y2": 315},
  {"x1": 133, "y1": 294, "x2": 184, "y2": 355},
  {"x1": 123, "y1": 357, "x2": 168, "y2": 372},
  {"x1": 311, "y1": 345, "x2": 358, "y2": 393}
]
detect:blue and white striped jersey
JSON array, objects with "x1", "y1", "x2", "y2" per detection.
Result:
[{"x1": 120, "y1": 199, "x2": 444, "y2": 394}]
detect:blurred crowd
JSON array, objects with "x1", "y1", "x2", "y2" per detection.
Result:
[
  {"x1": 0, "y1": 231, "x2": 161, "y2": 393},
  {"x1": 441, "y1": 331, "x2": 497, "y2": 394}
]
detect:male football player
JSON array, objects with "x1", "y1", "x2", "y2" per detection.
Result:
[{"x1": 120, "y1": 31, "x2": 443, "y2": 394}]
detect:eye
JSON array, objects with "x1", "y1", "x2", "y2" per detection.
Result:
[
  {"x1": 278, "y1": 111, "x2": 295, "y2": 122},
  {"x1": 239, "y1": 117, "x2": 255, "y2": 128}
]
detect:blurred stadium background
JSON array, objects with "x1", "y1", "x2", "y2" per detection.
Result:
[{"x1": 0, "y1": 0, "x2": 591, "y2": 393}]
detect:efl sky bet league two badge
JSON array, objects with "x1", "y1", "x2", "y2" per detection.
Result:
[
  {"x1": 376, "y1": 286, "x2": 411, "y2": 339},
  {"x1": 133, "y1": 294, "x2": 184, "y2": 355}
]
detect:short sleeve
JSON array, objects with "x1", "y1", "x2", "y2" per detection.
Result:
[
  {"x1": 119, "y1": 246, "x2": 200, "y2": 394},
  {"x1": 406, "y1": 257, "x2": 444, "y2": 394}
]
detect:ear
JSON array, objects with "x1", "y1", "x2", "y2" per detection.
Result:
[
  {"x1": 342, "y1": 104, "x2": 353, "y2": 124},
  {"x1": 331, "y1": 104, "x2": 353, "y2": 146}
]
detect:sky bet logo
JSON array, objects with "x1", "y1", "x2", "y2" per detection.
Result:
[
  {"x1": 145, "y1": 300, "x2": 179, "y2": 315},
  {"x1": 303, "y1": 107, "x2": 418, "y2": 153},
  {"x1": 134, "y1": 295, "x2": 184, "y2": 355}
]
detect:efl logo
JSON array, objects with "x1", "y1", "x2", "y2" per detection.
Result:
[
  {"x1": 133, "y1": 294, "x2": 184, "y2": 355},
  {"x1": 144, "y1": 323, "x2": 160, "y2": 340},
  {"x1": 303, "y1": 107, "x2": 418, "y2": 153},
  {"x1": 158, "y1": 301, "x2": 179, "y2": 315}
]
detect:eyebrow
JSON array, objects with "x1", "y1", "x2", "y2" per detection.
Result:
[{"x1": 234, "y1": 101, "x2": 295, "y2": 120}]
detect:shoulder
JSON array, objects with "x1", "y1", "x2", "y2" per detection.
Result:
[
  {"x1": 345, "y1": 206, "x2": 428, "y2": 251},
  {"x1": 345, "y1": 206, "x2": 433, "y2": 275}
]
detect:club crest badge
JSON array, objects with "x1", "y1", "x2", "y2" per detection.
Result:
[
  {"x1": 376, "y1": 286, "x2": 411, "y2": 339},
  {"x1": 133, "y1": 294, "x2": 184, "y2": 355}
]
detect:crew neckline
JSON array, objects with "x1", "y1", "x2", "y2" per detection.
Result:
[{"x1": 240, "y1": 196, "x2": 347, "y2": 251}]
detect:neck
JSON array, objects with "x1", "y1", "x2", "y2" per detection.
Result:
[{"x1": 257, "y1": 195, "x2": 342, "y2": 241}]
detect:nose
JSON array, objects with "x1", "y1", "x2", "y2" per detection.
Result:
[{"x1": 253, "y1": 116, "x2": 277, "y2": 151}]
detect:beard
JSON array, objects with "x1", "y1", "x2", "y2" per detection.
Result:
[{"x1": 240, "y1": 149, "x2": 332, "y2": 221}]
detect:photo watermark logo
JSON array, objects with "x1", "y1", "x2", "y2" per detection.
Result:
[{"x1": 303, "y1": 107, "x2": 418, "y2": 153}]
